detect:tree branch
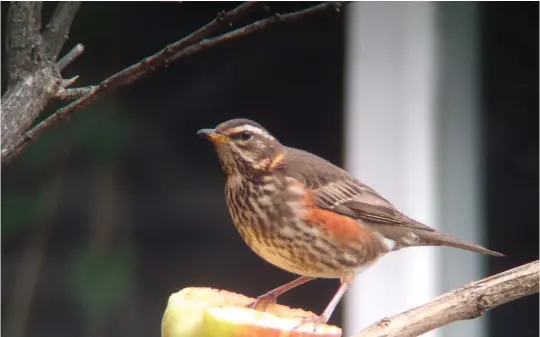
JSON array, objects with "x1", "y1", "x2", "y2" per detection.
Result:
[
  {"x1": 1, "y1": 2, "x2": 83, "y2": 157},
  {"x1": 1, "y1": 1, "x2": 344, "y2": 166},
  {"x1": 352, "y1": 260, "x2": 539, "y2": 337},
  {"x1": 5, "y1": 2, "x2": 42, "y2": 83},
  {"x1": 39, "y1": 1, "x2": 81, "y2": 59},
  {"x1": 164, "y1": 2, "x2": 345, "y2": 68},
  {"x1": 56, "y1": 86, "x2": 95, "y2": 100},
  {"x1": 57, "y1": 43, "x2": 85, "y2": 71}
]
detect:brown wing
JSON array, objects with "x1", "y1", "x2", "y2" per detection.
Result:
[
  {"x1": 282, "y1": 147, "x2": 433, "y2": 231},
  {"x1": 281, "y1": 147, "x2": 503, "y2": 256}
]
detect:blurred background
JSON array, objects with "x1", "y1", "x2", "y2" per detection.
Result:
[{"x1": 1, "y1": 2, "x2": 538, "y2": 337}]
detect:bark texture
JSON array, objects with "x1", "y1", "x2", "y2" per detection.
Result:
[{"x1": 353, "y1": 260, "x2": 539, "y2": 337}]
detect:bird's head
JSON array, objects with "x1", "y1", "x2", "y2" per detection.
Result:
[{"x1": 198, "y1": 118, "x2": 284, "y2": 176}]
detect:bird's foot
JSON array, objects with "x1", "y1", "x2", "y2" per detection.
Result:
[
  {"x1": 377, "y1": 317, "x2": 391, "y2": 327},
  {"x1": 246, "y1": 291, "x2": 278, "y2": 311},
  {"x1": 293, "y1": 314, "x2": 328, "y2": 332}
]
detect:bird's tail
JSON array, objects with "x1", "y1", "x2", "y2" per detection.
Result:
[
  {"x1": 370, "y1": 223, "x2": 504, "y2": 256},
  {"x1": 417, "y1": 230, "x2": 504, "y2": 257}
]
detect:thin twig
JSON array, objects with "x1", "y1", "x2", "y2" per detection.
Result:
[
  {"x1": 57, "y1": 43, "x2": 85, "y2": 71},
  {"x1": 40, "y1": 1, "x2": 82, "y2": 59},
  {"x1": 5, "y1": 2, "x2": 43, "y2": 83},
  {"x1": 1, "y1": 1, "x2": 263, "y2": 165},
  {"x1": 2, "y1": 1, "x2": 344, "y2": 165},
  {"x1": 169, "y1": 2, "x2": 344, "y2": 64},
  {"x1": 60, "y1": 75, "x2": 80, "y2": 88},
  {"x1": 57, "y1": 87, "x2": 96, "y2": 100},
  {"x1": 352, "y1": 260, "x2": 539, "y2": 337},
  {"x1": 92, "y1": 1, "x2": 264, "y2": 89}
]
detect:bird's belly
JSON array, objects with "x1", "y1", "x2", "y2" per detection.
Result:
[
  {"x1": 225, "y1": 177, "x2": 375, "y2": 278},
  {"x1": 227, "y1": 206, "x2": 341, "y2": 277},
  {"x1": 240, "y1": 226, "x2": 345, "y2": 279},
  {"x1": 233, "y1": 213, "x2": 371, "y2": 278},
  {"x1": 248, "y1": 238, "x2": 328, "y2": 277}
]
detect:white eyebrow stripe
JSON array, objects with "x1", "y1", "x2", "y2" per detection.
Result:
[{"x1": 229, "y1": 125, "x2": 274, "y2": 140}]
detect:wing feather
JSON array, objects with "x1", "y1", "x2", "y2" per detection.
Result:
[
  {"x1": 280, "y1": 147, "x2": 503, "y2": 256},
  {"x1": 281, "y1": 147, "x2": 434, "y2": 232}
]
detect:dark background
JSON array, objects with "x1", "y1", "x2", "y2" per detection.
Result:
[{"x1": 2, "y1": 2, "x2": 538, "y2": 337}]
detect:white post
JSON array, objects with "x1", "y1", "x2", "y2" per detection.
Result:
[
  {"x1": 433, "y1": 3, "x2": 485, "y2": 337},
  {"x1": 342, "y1": 2, "x2": 484, "y2": 337}
]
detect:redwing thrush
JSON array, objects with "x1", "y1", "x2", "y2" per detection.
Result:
[{"x1": 198, "y1": 118, "x2": 503, "y2": 326}]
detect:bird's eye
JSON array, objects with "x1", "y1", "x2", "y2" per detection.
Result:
[{"x1": 239, "y1": 131, "x2": 253, "y2": 141}]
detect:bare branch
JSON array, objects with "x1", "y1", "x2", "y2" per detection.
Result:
[
  {"x1": 167, "y1": 2, "x2": 344, "y2": 63},
  {"x1": 57, "y1": 43, "x2": 85, "y2": 71},
  {"x1": 352, "y1": 260, "x2": 539, "y2": 337},
  {"x1": 2, "y1": 1, "x2": 344, "y2": 165},
  {"x1": 1, "y1": 2, "x2": 81, "y2": 157},
  {"x1": 57, "y1": 87, "x2": 95, "y2": 100},
  {"x1": 5, "y1": 2, "x2": 42, "y2": 83},
  {"x1": 60, "y1": 75, "x2": 80, "y2": 88},
  {"x1": 1, "y1": 68, "x2": 60, "y2": 152},
  {"x1": 40, "y1": 1, "x2": 81, "y2": 59}
]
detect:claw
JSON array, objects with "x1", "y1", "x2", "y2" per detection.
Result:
[
  {"x1": 377, "y1": 317, "x2": 391, "y2": 327},
  {"x1": 246, "y1": 292, "x2": 278, "y2": 311},
  {"x1": 293, "y1": 314, "x2": 328, "y2": 332}
]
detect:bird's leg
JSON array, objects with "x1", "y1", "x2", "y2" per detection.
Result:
[
  {"x1": 295, "y1": 272, "x2": 353, "y2": 331},
  {"x1": 247, "y1": 276, "x2": 316, "y2": 311}
]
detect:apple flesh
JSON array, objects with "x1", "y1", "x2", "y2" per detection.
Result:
[{"x1": 162, "y1": 287, "x2": 342, "y2": 337}]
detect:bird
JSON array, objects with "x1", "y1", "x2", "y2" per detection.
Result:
[{"x1": 197, "y1": 118, "x2": 503, "y2": 327}]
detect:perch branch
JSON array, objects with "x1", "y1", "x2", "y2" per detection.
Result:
[
  {"x1": 1, "y1": 1, "x2": 344, "y2": 166},
  {"x1": 352, "y1": 260, "x2": 539, "y2": 337},
  {"x1": 40, "y1": 1, "x2": 81, "y2": 59}
]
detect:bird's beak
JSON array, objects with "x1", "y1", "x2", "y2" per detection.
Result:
[{"x1": 197, "y1": 128, "x2": 229, "y2": 144}]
